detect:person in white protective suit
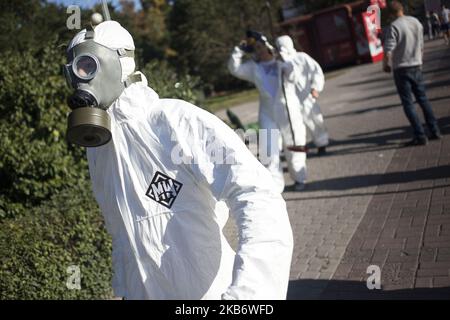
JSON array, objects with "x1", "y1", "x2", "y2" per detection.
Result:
[
  {"x1": 228, "y1": 30, "x2": 308, "y2": 192},
  {"x1": 275, "y1": 35, "x2": 329, "y2": 156},
  {"x1": 65, "y1": 21, "x2": 293, "y2": 300}
]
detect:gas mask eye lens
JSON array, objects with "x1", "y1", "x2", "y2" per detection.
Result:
[{"x1": 72, "y1": 55, "x2": 99, "y2": 80}]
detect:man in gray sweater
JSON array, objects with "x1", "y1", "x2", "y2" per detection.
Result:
[{"x1": 383, "y1": 1, "x2": 441, "y2": 146}]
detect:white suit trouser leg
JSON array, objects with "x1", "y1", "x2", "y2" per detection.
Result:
[
  {"x1": 282, "y1": 107, "x2": 307, "y2": 184},
  {"x1": 258, "y1": 112, "x2": 284, "y2": 193},
  {"x1": 302, "y1": 98, "x2": 329, "y2": 148},
  {"x1": 284, "y1": 147, "x2": 307, "y2": 184},
  {"x1": 279, "y1": 96, "x2": 307, "y2": 185}
]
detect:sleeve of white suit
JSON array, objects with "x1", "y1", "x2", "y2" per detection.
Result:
[
  {"x1": 176, "y1": 110, "x2": 294, "y2": 300},
  {"x1": 306, "y1": 54, "x2": 325, "y2": 93},
  {"x1": 227, "y1": 46, "x2": 255, "y2": 83},
  {"x1": 280, "y1": 60, "x2": 297, "y2": 83}
]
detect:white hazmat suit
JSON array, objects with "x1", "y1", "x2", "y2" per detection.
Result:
[
  {"x1": 276, "y1": 35, "x2": 329, "y2": 148},
  {"x1": 228, "y1": 46, "x2": 307, "y2": 192},
  {"x1": 70, "y1": 22, "x2": 294, "y2": 300}
]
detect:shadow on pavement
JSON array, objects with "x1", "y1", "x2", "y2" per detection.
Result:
[
  {"x1": 343, "y1": 76, "x2": 450, "y2": 104},
  {"x1": 340, "y1": 75, "x2": 450, "y2": 105},
  {"x1": 349, "y1": 116, "x2": 450, "y2": 137},
  {"x1": 306, "y1": 116, "x2": 450, "y2": 157},
  {"x1": 325, "y1": 95, "x2": 450, "y2": 120},
  {"x1": 422, "y1": 64, "x2": 450, "y2": 76},
  {"x1": 298, "y1": 164, "x2": 450, "y2": 192},
  {"x1": 346, "y1": 89, "x2": 399, "y2": 104},
  {"x1": 421, "y1": 52, "x2": 450, "y2": 65},
  {"x1": 284, "y1": 184, "x2": 450, "y2": 201},
  {"x1": 287, "y1": 279, "x2": 450, "y2": 300},
  {"x1": 425, "y1": 77, "x2": 450, "y2": 91},
  {"x1": 340, "y1": 74, "x2": 392, "y2": 87},
  {"x1": 307, "y1": 129, "x2": 407, "y2": 158}
]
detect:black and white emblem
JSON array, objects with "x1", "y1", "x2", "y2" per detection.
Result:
[{"x1": 145, "y1": 171, "x2": 183, "y2": 209}]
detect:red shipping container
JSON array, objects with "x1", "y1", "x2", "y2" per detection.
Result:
[{"x1": 277, "y1": 0, "x2": 385, "y2": 69}]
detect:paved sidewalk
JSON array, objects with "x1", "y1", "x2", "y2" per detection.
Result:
[{"x1": 220, "y1": 39, "x2": 450, "y2": 299}]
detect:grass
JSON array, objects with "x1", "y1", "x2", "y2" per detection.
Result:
[{"x1": 204, "y1": 89, "x2": 259, "y2": 113}]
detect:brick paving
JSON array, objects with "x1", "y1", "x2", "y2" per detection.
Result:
[{"x1": 219, "y1": 39, "x2": 450, "y2": 299}]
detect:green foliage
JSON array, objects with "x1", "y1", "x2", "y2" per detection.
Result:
[
  {"x1": 0, "y1": 37, "x2": 114, "y2": 299},
  {"x1": 0, "y1": 40, "x2": 89, "y2": 219},
  {"x1": 0, "y1": 186, "x2": 112, "y2": 300},
  {"x1": 0, "y1": 0, "x2": 72, "y2": 53},
  {"x1": 116, "y1": 0, "x2": 173, "y2": 62},
  {"x1": 168, "y1": 0, "x2": 282, "y2": 93},
  {"x1": 204, "y1": 89, "x2": 259, "y2": 114},
  {"x1": 141, "y1": 60, "x2": 205, "y2": 106}
]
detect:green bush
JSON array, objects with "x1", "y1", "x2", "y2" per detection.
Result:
[
  {"x1": 0, "y1": 186, "x2": 112, "y2": 299},
  {"x1": 0, "y1": 38, "x2": 114, "y2": 299},
  {"x1": 0, "y1": 39, "x2": 89, "y2": 219},
  {"x1": 141, "y1": 59, "x2": 205, "y2": 107}
]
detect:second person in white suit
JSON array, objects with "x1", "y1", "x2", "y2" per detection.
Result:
[
  {"x1": 228, "y1": 31, "x2": 308, "y2": 192},
  {"x1": 276, "y1": 35, "x2": 329, "y2": 155}
]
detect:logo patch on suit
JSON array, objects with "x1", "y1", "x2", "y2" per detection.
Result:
[{"x1": 145, "y1": 171, "x2": 183, "y2": 209}]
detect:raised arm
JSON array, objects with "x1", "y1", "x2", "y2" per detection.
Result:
[{"x1": 228, "y1": 46, "x2": 256, "y2": 83}]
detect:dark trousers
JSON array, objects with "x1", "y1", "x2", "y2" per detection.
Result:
[
  {"x1": 432, "y1": 24, "x2": 440, "y2": 38},
  {"x1": 393, "y1": 66, "x2": 440, "y2": 139}
]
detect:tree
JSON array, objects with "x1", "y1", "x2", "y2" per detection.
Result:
[
  {"x1": 168, "y1": 0, "x2": 282, "y2": 93},
  {"x1": 0, "y1": 0, "x2": 76, "y2": 53},
  {"x1": 116, "y1": 0, "x2": 172, "y2": 63},
  {"x1": 0, "y1": 39, "x2": 91, "y2": 218}
]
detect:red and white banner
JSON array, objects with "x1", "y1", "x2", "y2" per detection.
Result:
[
  {"x1": 370, "y1": 0, "x2": 387, "y2": 9},
  {"x1": 362, "y1": 11, "x2": 384, "y2": 62}
]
